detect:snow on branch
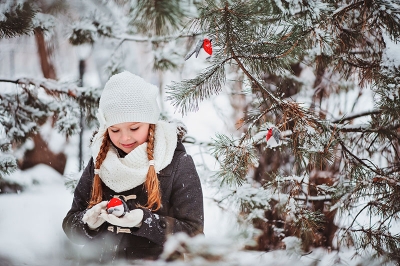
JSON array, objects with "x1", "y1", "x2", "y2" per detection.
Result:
[
  {"x1": 0, "y1": 78, "x2": 77, "y2": 98},
  {"x1": 0, "y1": 153, "x2": 17, "y2": 178},
  {"x1": 166, "y1": 63, "x2": 227, "y2": 116},
  {"x1": 0, "y1": 77, "x2": 100, "y2": 138},
  {"x1": 0, "y1": 2, "x2": 36, "y2": 38},
  {"x1": 331, "y1": 110, "x2": 381, "y2": 123}
]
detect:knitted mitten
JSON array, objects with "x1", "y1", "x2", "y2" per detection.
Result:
[
  {"x1": 100, "y1": 209, "x2": 144, "y2": 228},
  {"x1": 82, "y1": 201, "x2": 108, "y2": 230}
]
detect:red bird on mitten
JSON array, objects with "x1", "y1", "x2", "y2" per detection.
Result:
[
  {"x1": 106, "y1": 197, "x2": 129, "y2": 217},
  {"x1": 185, "y1": 38, "x2": 213, "y2": 60}
]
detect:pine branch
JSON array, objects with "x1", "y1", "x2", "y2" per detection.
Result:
[
  {"x1": 238, "y1": 106, "x2": 277, "y2": 144},
  {"x1": 162, "y1": 0, "x2": 400, "y2": 257},
  {"x1": 211, "y1": 134, "x2": 258, "y2": 186},
  {"x1": 0, "y1": 78, "x2": 100, "y2": 138},
  {"x1": 109, "y1": 33, "x2": 202, "y2": 61},
  {"x1": 166, "y1": 62, "x2": 227, "y2": 115},
  {"x1": 342, "y1": 58, "x2": 380, "y2": 69},
  {"x1": 339, "y1": 140, "x2": 382, "y2": 176},
  {"x1": 0, "y1": 154, "x2": 17, "y2": 178},
  {"x1": 332, "y1": 110, "x2": 381, "y2": 123},
  {"x1": 231, "y1": 50, "x2": 281, "y2": 104},
  {"x1": 376, "y1": 0, "x2": 400, "y2": 40},
  {"x1": 350, "y1": 227, "x2": 400, "y2": 261},
  {"x1": 332, "y1": 1, "x2": 364, "y2": 18},
  {"x1": 113, "y1": 32, "x2": 202, "y2": 43},
  {"x1": 128, "y1": 0, "x2": 187, "y2": 36},
  {"x1": 0, "y1": 78, "x2": 77, "y2": 99},
  {"x1": 335, "y1": 123, "x2": 400, "y2": 133},
  {"x1": 233, "y1": 39, "x2": 300, "y2": 60},
  {"x1": 0, "y1": 2, "x2": 36, "y2": 39}
]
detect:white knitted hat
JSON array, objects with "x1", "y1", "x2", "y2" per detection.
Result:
[{"x1": 97, "y1": 71, "x2": 160, "y2": 129}]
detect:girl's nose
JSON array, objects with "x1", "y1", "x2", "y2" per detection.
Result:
[{"x1": 121, "y1": 132, "x2": 132, "y2": 141}]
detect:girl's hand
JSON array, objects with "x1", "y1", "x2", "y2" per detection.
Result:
[
  {"x1": 100, "y1": 209, "x2": 144, "y2": 228},
  {"x1": 82, "y1": 201, "x2": 108, "y2": 230}
]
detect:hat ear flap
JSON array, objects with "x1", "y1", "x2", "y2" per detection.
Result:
[{"x1": 96, "y1": 108, "x2": 107, "y2": 130}]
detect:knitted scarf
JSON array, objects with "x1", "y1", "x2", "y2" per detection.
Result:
[{"x1": 90, "y1": 120, "x2": 177, "y2": 192}]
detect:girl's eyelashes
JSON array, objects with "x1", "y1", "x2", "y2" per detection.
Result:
[{"x1": 109, "y1": 125, "x2": 140, "y2": 132}]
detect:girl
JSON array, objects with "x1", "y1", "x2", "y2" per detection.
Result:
[{"x1": 62, "y1": 71, "x2": 204, "y2": 264}]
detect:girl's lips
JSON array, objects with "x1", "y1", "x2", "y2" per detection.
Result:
[{"x1": 121, "y1": 143, "x2": 135, "y2": 148}]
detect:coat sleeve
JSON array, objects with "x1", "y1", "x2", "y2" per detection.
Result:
[
  {"x1": 62, "y1": 158, "x2": 103, "y2": 244},
  {"x1": 131, "y1": 153, "x2": 204, "y2": 245}
]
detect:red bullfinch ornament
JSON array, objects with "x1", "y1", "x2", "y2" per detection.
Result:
[
  {"x1": 266, "y1": 127, "x2": 281, "y2": 148},
  {"x1": 185, "y1": 38, "x2": 213, "y2": 60},
  {"x1": 106, "y1": 197, "x2": 129, "y2": 217}
]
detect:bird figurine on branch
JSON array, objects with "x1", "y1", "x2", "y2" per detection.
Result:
[
  {"x1": 266, "y1": 127, "x2": 281, "y2": 148},
  {"x1": 185, "y1": 38, "x2": 213, "y2": 60}
]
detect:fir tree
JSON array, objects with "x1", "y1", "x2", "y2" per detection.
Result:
[
  {"x1": 0, "y1": 1, "x2": 100, "y2": 188},
  {"x1": 167, "y1": 0, "x2": 400, "y2": 262},
  {"x1": 0, "y1": 0, "x2": 195, "y2": 186}
]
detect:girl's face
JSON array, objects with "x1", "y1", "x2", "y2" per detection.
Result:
[{"x1": 108, "y1": 122, "x2": 150, "y2": 154}]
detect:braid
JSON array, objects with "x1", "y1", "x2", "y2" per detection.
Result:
[
  {"x1": 144, "y1": 124, "x2": 161, "y2": 211},
  {"x1": 88, "y1": 131, "x2": 110, "y2": 208}
]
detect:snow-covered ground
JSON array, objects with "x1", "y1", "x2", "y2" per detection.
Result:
[
  {"x1": 0, "y1": 162, "x2": 392, "y2": 266},
  {"x1": 0, "y1": 165, "x2": 73, "y2": 265}
]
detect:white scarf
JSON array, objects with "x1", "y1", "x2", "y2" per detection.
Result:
[{"x1": 90, "y1": 120, "x2": 177, "y2": 192}]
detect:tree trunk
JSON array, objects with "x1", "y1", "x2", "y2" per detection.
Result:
[
  {"x1": 19, "y1": 28, "x2": 67, "y2": 175},
  {"x1": 19, "y1": 132, "x2": 67, "y2": 175},
  {"x1": 34, "y1": 28, "x2": 56, "y2": 79}
]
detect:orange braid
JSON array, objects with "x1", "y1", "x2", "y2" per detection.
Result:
[
  {"x1": 144, "y1": 124, "x2": 162, "y2": 211},
  {"x1": 88, "y1": 131, "x2": 110, "y2": 208}
]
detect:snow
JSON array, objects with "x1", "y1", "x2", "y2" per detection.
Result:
[
  {"x1": 0, "y1": 165, "x2": 73, "y2": 265},
  {"x1": 0, "y1": 1, "x2": 26, "y2": 21},
  {"x1": 0, "y1": 171, "x2": 389, "y2": 266},
  {"x1": 144, "y1": 217, "x2": 153, "y2": 227},
  {"x1": 1, "y1": 160, "x2": 389, "y2": 265},
  {"x1": 0, "y1": 172, "x2": 390, "y2": 266},
  {"x1": 382, "y1": 33, "x2": 400, "y2": 68}
]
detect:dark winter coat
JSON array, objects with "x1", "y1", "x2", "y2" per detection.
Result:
[{"x1": 62, "y1": 141, "x2": 204, "y2": 264}]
